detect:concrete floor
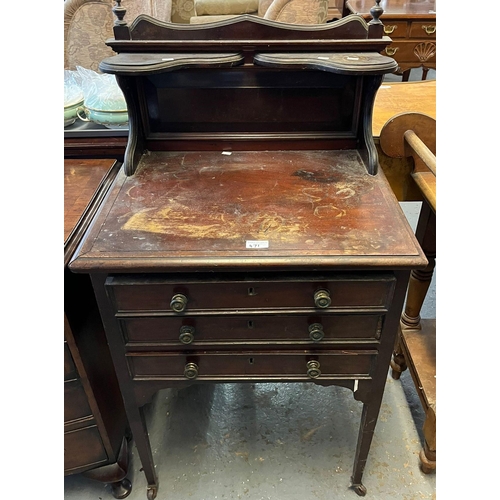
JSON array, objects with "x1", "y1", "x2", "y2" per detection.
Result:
[{"x1": 64, "y1": 201, "x2": 436, "y2": 500}]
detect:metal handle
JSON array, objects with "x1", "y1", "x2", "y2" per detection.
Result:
[
  {"x1": 306, "y1": 360, "x2": 321, "y2": 379},
  {"x1": 385, "y1": 47, "x2": 399, "y2": 56},
  {"x1": 170, "y1": 293, "x2": 188, "y2": 313},
  {"x1": 179, "y1": 325, "x2": 195, "y2": 344},
  {"x1": 184, "y1": 362, "x2": 199, "y2": 380},
  {"x1": 314, "y1": 289, "x2": 331, "y2": 308},
  {"x1": 308, "y1": 323, "x2": 324, "y2": 342},
  {"x1": 383, "y1": 25, "x2": 397, "y2": 34},
  {"x1": 422, "y1": 25, "x2": 436, "y2": 35}
]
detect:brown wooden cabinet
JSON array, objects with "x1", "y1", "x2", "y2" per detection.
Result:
[
  {"x1": 69, "y1": 11, "x2": 427, "y2": 500},
  {"x1": 346, "y1": 0, "x2": 436, "y2": 80},
  {"x1": 64, "y1": 159, "x2": 131, "y2": 498}
]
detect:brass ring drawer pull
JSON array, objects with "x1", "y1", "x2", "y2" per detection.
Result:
[
  {"x1": 179, "y1": 325, "x2": 195, "y2": 344},
  {"x1": 170, "y1": 293, "x2": 188, "y2": 313},
  {"x1": 314, "y1": 289, "x2": 331, "y2": 308},
  {"x1": 422, "y1": 25, "x2": 436, "y2": 35},
  {"x1": 184, "y1": 362, "x2": 199, "y2": 380},
  {"x1": 306, "y1": 360, "x2": 321, "y2": 379},
  {"x1": 308, "y1": 323, "x2": 324, "y2": 342},
  {"x1": 383, "y1": 25, "x2": 397, "y2": 34},
  {"x1": 385, "y1": 47, "x2": 399, "y2": 56}
]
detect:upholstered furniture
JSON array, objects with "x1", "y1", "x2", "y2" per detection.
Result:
[
  {"x1": 190, "y1": 0, "x2": 329, "y2": 24},
  {"x1": 189, "y1": 0, "x2": 259, "y2": 24},
  {"x1": 171, "y1": 0, "x2": 196, "y2": 22},
  {"x1": 64, "y1": 0, "x2": 329, "y2": 64},
  {"x1": 64, "y1": 0, "x2": 172, "y2": 71},
  {"x1": 263, "y1": 0, "x2": 328, "y2": 23}
]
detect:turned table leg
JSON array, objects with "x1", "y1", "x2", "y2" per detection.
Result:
[
  {"x1": 401, "y1": 68, "x2": 412, "y2": 81},
  {"x1": 420, "y1": 406, "x2": 436, "y2": 473},
  {"x1": 391, "y1": 204, "x2": 435, "y2": 380},
  {"x1": 391, "y1": 203, "x2": 436, "y2": 473},
  {"x1": 390, "y1": 336, "x2": 407, "y2": 380},
  {"x1": 401, "y1": 203, "x2": 436, "y2": 330}
]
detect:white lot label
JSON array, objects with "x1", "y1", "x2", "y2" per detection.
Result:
[{"x1": 246, "y1": 240, "x2": 269, "y2": 249}]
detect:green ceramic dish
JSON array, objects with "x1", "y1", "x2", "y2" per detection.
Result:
[
  {"x1": 76, "y1": 105, "x2": 129, "y2": 129},
  {"x1": 64, "y1": 98, "x2": 84, "y2": 127}
]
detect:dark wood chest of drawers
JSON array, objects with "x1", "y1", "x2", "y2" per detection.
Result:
[
  {"x1": 107, "y1": 271, "x2": 394, "y2": 381},
  {"x1": 64, "y1": 159, "x2": 132, "y2": 498},
  {"x1": 69, "y1": 10, "x2": 427, "y2": 499},
  {"x1": 346, "y1": 0, "x2": 436, "y2": 79}
]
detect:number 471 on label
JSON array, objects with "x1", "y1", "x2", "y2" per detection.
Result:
[{"x1": 246, "y1": 240, "x2": 269, "y2": 249}]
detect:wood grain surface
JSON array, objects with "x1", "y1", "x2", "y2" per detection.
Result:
[
  {"x1": 70, "y1": 150, "x2": 426, "y2": 272},
  {"x1": 373, "y1": 80, "x2": 436, "y2": 138},
  {"x1": 64, "y1": 159, "x2": 115, "y2": 243}
]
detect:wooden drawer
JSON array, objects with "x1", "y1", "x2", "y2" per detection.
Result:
[
  {"x1": 107, "y1": 273, "x2": 396, "y2": 312},
  {"x1": 64, "y1": 425, "x2": 108, "y2": 472},
  {"x1": 64, "y1": 379, "x2": 93, "y2": 423},
  {"x1": 409, "y1": 21, "x2": 436, "y2": 39},
  {"x1": 119, "y1": 314, "x2": 383, "y2": 346},
  {"x1": 64, "y1": 341, "x2": 78, "y2": 381},
  {"x1": 382, "y1": 41, "x2": 436, "y2": 65},
  {"x1": 126, "y1": 350, "x2": 377, "y2": 380},
  {"x1": 382, "y1": 21, "x2": 408, "y2": 38}
]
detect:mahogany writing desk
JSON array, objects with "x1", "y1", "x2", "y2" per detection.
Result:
[{"x1": 69, "y1": 6, "x2": 427, "y2": 498}]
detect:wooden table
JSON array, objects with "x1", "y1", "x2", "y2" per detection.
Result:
[
  {"x1": 373, "y1": 79, "x2": 436, "y2": 201},
  {"x1": 69, "y1": 14, "x2": 427, "y2": 500},
  {"x1": 346, "y1": 0, "x2": 436, "y2": 80},
  {"x1": 379, "y1": 112, "x2": 436, "y2": 474},
  {"x1": 64, "y1": 159, "x2": 132, "y2": 498},
  {"x1": 373, "y1": 80, "x2": 435, "y2": 137}
]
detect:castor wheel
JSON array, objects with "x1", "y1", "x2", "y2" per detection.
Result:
[
  {"x1": 352, "y1": 483, "x2": 367, "y2": 496},
  {"x1": 111, "y1": 478, "x2": 132, "y2": 499},
  {"x1": 146, "y1": 486, "x2": 158, "y2": 500}
]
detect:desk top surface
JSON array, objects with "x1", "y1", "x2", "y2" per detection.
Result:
[
  {"x1": 64, "y1": 159, "x2": 116, "y2": 243},
  {"x1": 70, "y1": 150, "x2": 425, "y2": 273}
]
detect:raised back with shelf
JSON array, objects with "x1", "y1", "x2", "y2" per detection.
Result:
[{"x1": 99, "y1": 4, "x2": 396, "y2": 175}]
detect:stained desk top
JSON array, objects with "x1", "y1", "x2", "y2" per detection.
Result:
[{"x1": 70, "y1": 150, "x2": 426, "y2": 273}]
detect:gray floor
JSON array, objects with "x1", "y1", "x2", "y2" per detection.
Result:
[{"x1": 64, "y1": 201, "x2": 436, "y2": 500}]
